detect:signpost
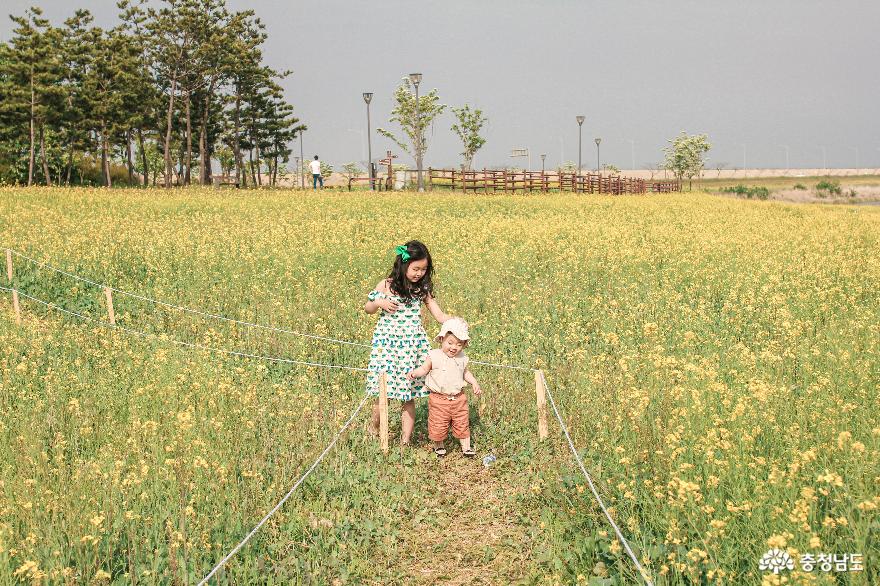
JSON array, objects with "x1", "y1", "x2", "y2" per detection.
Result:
[
  {"x1": 510, "y1": 148, "x2": 530, "y2": 171},
  {"x1": 378, "y1": 150, "x2": 398, "y2": 189}
]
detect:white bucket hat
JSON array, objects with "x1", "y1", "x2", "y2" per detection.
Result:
[{"x1": 436, "y1": 317, "x2": 470, "y2": 342}]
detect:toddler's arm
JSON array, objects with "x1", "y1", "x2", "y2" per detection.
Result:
[
  {"x1": 464, "y1": 369, "x2": 482, "y2": 395},
  {"x1": 407, "y1": 357, "x2": 432, "y2": 380}
]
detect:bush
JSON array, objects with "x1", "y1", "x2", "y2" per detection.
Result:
[
  {"x1": 793, "y1": 183, "x2": 807, "y2": 190},
  {"x1": 815, "y1": 180, "x2": 841, "y2": 196},
  {"x1": 721, "y1": 184, "x2": 770, "y2": 200}
]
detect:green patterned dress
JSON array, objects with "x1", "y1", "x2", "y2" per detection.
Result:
[{"x1": 365, "y1": 289, "x2": 432, "y2": 401}]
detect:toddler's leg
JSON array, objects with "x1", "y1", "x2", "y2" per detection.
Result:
[{"x1": 450, "y1": 394, "x2": 474, "y2": 455}]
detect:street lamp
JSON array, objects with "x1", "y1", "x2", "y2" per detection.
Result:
[
  {"x1": 540, "y1": 154, "x2": 546, "y2": 173},
  {"x1": 780, "y1": 144, "x2": 790, "y2": 172},
  {"x1": 409, "y1": 73, "x2": 423, "y2": 191},
  {"x1": 576, "y1": 116, "x2": 585, "y2": 173},
  {"x1": 363, "y1": 92, "x2": 373, "y2": 189},
  {"x1": 594, "y1": 137, "x2": 602, "y2": 172}
]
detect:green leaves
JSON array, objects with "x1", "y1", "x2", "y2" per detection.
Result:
[
  {"x1": 662, "y1": 131, "x2": 711, "y2": 190},
  {"x1": 376, "y1": 77, "x2": 446, "y2": 164},
  {"x1": 451, "y1": 104, "x2": 488, "y2": 170}
]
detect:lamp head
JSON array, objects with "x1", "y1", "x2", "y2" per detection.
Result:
[
  {"x1": 595, "y1": 137, "x2": 602, "y2": 146},
  {"x1": 408, "y1": 72, "x2": 422, "y2": 87},
  {"x1": 363, "y1": 92, "x2": 373, "y2": 104},
  {"x1": 576, "y1": 115, "x2": 585, "y2": 126}
]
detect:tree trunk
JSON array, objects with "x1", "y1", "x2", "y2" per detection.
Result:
[
  {"x1": 126, "y1": 130, "x2": 135, "y2": 185},
  {"x1": 163, "y1": 74, "x2": 178, "y2": 188},
  {"x1": 184, "y1": 90, "x2": 192, "y2": 185},
  {"x1": 272, "y1": 154, "x2": 279, "y2": 186},
  {"x1": 255, "y1": 144, "x2": 262, "y2": 187},
  {"x1": 28, "y1": 70, "x2": 36, "y2": 187},
  {"x1": 249, "y1": 148, "x2": 257, "y2": 187},
  {"x1": 101, "y1": 121, "x2": 112, "y2": 187},
  {"x1": 233, "y1": 87, "x2": 244, "y2": 187},
  {"x1": 199, "y1": 81, "x2": 216, "y2": 185},
  {"x1": 137, "y1": 128, "x2": 148, "y2": 187},
  {"x1": 39, "y1": 126, "x2": 52, "y2": 186},
  {"x1": 65, "y1": 140, "x2": 74, "y2": 185}
]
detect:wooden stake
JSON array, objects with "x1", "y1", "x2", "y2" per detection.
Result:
[
  {"x1": 379, "y1": 371, "x2": 389, "y2": 454},
  {"x1": 103, "y1": 286, "x2": 116, "y2": 326},
  {"x1": 536, "y1": 369, "x2": 548, "y2": 441},
  {"x1": 6, "y1": 249, "x2": 21, "y2": 325}
]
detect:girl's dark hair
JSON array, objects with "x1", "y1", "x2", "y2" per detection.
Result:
[{"x1": 387, "y1": 240, "x2": 434, "y2": 300}]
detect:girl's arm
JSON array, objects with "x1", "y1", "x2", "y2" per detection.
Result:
[
  {"x1": 424, "y1": 293, "x2": 452, "y2": 324},
  {"x1": 407, "y1": 357, "x2": 432, "y2": 380},
  {"x1": 464, "y1": 369, "x2": 482, "y2": 395},
  {"x1": 364, "y1": 279, "x2": 399, "y2": 314}
]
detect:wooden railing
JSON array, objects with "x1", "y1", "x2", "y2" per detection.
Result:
[{"x1": 427, "y1": 168, "x2": 681, "y2": 194}]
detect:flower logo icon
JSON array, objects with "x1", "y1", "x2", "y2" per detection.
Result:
[{"x1": 759, "y1": 549, "x2": 794, "y2": 574}]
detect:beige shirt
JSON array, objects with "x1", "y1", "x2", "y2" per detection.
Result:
[{"x1": 425, "y1": 348, "x2": 469, "y2": 395}]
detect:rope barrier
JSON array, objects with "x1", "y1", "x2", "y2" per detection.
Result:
[
  {"x1": 4, "y1": 256, "x2": 659, "y2": 581},
  {"x1": 197, "y1": 394, "x2": 370, "y2": 585},
  {"x1": 6, "y1": 248, "x2": 530, "y2": 371},
  {"x1": 9, "y1": 249, "x2": 372, "y2": 348},
  {"x1": 1, "y1": 286, "x2": 370, "y2": 373},
  {"x1": 540, "y1": 371, "x2": 654, "y2": 586}
]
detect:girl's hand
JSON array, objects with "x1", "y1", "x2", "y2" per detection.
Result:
[
  {"x1": 379, "y1": 298, "x2": 400, "y2": 313},
  {"x1": 406, "y1": 370, "x2": 419, "y2": 381},
  {"x1": 472, "y1": 383, "x2": 482, "y2": 395}
]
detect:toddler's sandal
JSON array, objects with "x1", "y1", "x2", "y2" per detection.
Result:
[
  {"x1": 462, "y1": 447, "x2": 476, "y2": 458},
  {"x1": 434, "y1": 447, "x2": 447, "y2": 457}
]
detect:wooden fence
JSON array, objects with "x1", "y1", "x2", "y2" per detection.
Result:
[{"x1": 427, "y1": 168, "x2": 680, "y2": 194}]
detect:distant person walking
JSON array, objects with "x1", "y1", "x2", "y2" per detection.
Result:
[{"x1": 309, "y1": 155, "x2": 323, "y2": 189}]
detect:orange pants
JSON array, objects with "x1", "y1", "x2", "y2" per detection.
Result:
[{"x1": 428, "y1": 392, "x2": 470, "y2": 441}]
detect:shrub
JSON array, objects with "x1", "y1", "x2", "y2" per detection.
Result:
[
  {"x1": 816, "y1": 180, "x2": 842, "y2": 196},
  {"x1": 793, "y1": 183, "x2": 807, "y2": 190},
  {"x1": 721, "y1": 185, "x2": 770, "y2": 200}
]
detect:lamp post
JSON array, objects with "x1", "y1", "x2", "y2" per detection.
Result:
[
  {"x1": 594, "y1": 137, "x2": 602, "y2": 172},
  {"x1": 363, "y1": 92, "x2": 373, "y2": 189},
  {"x1": 780, "y1": 144, "x2": 790, "y2": 172},
  {"x1": 540, "y1": 154, "x2": 546, "y2": 173},
  {"x1": 409, "y1": 73, "x2": 423, "y2": 191},
  {"x1": 576, "y1": 115, "x2": 585, "y2": 174}
]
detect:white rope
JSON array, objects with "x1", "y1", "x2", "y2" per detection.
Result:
[
  {"x1": 2, "y1": 286, "x2": 370, "y2": 373},
  {"x1": 540, "y1": 371, "x2": 654, "y2": 586},
  {"x1": 198, "y1": 393, "x2": 370, "y2": 585},
  {"x1": 469, "y1": 359, "x2": 534, "y2": 372},
  {"x1": 8, "y1": 249, "x2": 371, "y2": 348},
  {"x1": 4, "y1": 280, "x2": 656, "y2": 581},
  {"x1": 6, "y1": 249, "x2": 532, "y2": 371}
]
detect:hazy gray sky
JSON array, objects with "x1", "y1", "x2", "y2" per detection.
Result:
[{"x1": 4, "y1": 0, "x2": 879, "y2": 170}]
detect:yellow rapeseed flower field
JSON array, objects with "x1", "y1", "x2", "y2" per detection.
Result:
[{"x1": 0, "y1": 187, "x2": 877, "y2": 584}]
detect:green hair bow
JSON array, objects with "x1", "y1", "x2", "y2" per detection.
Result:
[{"x1": 395, "y1": 244, "x2": 410, "y2": 262}]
